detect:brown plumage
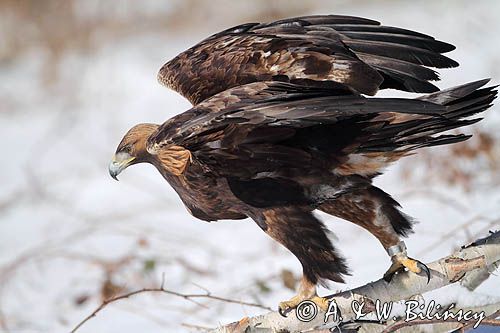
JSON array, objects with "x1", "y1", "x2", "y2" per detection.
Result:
[
  {"x1": 109, "y1": 14, "x2": 497, "y2": 313},
  {"x1": 158, "y1": 15, "x2": 456, "y2": 105}
]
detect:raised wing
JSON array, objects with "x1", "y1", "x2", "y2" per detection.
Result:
[{"x1": 158, "y1": 14, "x2": 457, "y2": 104}]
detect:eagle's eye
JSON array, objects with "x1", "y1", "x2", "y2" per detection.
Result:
[{"x1": 119, "y1": 143, "x2": 134, "y2": 154}]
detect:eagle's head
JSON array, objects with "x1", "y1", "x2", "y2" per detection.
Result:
[{"x1": 109, "y1": 123, "x2": 159, "y2": 180}]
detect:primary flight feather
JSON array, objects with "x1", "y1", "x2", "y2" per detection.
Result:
[{"x1": 109, "y1": 14, "x2": 497, "y2": 315}]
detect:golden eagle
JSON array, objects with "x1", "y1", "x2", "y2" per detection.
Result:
[{"x1": 109, "y1": 15, "x2": 497, "y2": 315}]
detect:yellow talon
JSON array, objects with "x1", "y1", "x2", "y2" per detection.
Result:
[
  {"x1": 384, "y1": 253, "x2": 430, "y2": 283},
  {"x1": 279, "y1": 275, "x2": 332, "y2": 317},
  {"x1": 311, "y1": 296, "x2": 330, "y2": 312},
  {"x1": 400, "y1": 257, "x2": 421, "y2": 274},
  {"x1": 278, "y1": 295, "x2": 303, "y2": 315},
  {"x1": 278, "y1": 295, "x2": 330, "y2": 317}
]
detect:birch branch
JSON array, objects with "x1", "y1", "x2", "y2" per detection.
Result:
[{"x1": 212, "y1": 230, "x2": 500, "y2": 333}]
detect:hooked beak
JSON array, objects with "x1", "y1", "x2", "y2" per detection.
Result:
[{"x1": 109, "y1": 153, "x2": 136, "y2": 181}]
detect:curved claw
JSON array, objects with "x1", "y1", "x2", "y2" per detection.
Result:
[
  {"x1": 383, "y1": 267, "x2": 403, "y2": 283},
  {"x1": 278, "y1": 306, "x2": 290, "y2": 318},
  {"x1": 384, "y1": 254, "x2": 430, "y2": 283},
  {"x1": 416, "y1": 260, "x2": 431, "y2": 284}
]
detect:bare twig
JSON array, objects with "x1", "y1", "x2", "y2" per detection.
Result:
[
  {"x1": 355, "y1": 303, "x2": 500, "y2": 333},
  {"x1": 382, "y1": 309, "x2": 500, "y2": 333},
  {"x1": 70, "y1": 280, "x2": 272, "y2": 333},
  {"x1": 451, "y1": 310, "x2": 500, "y2": 333},
  {"x1": 480, "y1": 318, "x2": 500, "y2": 326}
]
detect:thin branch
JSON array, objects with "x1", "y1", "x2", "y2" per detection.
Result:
[
  {"x1": 70, "y1": 283, "x2": 272, "y2": 333},
  {"x1": 481, "y1": 319, "x2": 500, "y2": 326},
  {"x1": 451, "y1": 310, "x2": 500, "y2": 333},
  {"x1": 382, "y1": 310, "x2": 500, "y2": 333},
  {"x1": 344, "y1": 293, "x2": 499, "y2": 333}
]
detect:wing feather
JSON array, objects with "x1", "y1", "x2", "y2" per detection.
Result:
[
  {"x1": 338, "y1": 31, "x2": 455, "y2": 53},
  {"x1": 330, "y1": 23, "x2": 436, "y2": 38},
  {"x1": 148, "y1": 80, "x2": 496, "y2": 182},
  {"x1": 158, "y1": 14, "x2": 456, "y2": 104},
  {"x1": 342, "y1": 39, "x2": 458, "y2": 68},
  {"x1": 147, "y1": 81, "x2": 445, "y2": 150}
]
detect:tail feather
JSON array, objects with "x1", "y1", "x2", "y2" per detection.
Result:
[
  {"x1": 404, "y1": 134, "x2": 472, "y2": 151},
  {"x1": 359, "y1": 79, "x2": 497, "y2": 153},
  {"x1": 418, "y1": 78, "x2": 490, "y2": 104},
  {"x1": 446, "y1": 87, "x2": 497, "y2": 117}
]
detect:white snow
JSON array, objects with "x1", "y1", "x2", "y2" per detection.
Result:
[{"x1": 0, "y1": 2, "x2": 499, "y2": 332}]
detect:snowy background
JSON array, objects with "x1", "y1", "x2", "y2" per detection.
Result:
[{"x1": 0, "y1": 1, "x2": 499, "y2": 332}]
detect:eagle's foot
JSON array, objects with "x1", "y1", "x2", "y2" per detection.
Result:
[
  {"x1": 383, "y1": 241, "x2": 430, "y2": 283},
  {"x1": 311, "y1": 295, "x2": 330, "y2": 312},
  {"x1": 383, "y1": 252, "x2": 430, "y2": 283},
  {"x1": 278, "y1": 295, "x2": 330, "y2": 317}
]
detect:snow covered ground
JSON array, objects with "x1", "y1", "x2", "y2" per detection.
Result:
[{"x1": 0, "y1": 1, "x2": 499, "y2": 332}]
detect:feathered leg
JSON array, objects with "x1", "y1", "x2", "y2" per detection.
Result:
[
  {"x1": 249, "y1": 207, "x2": 348, "y2": 316},
  {"x1": 318, "y1": 186, "x2": 430, "y2": 282}
]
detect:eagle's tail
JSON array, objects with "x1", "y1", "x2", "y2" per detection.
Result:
[{"x1": 359, "y1": 79, "x2": 497, "y2": 153}]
